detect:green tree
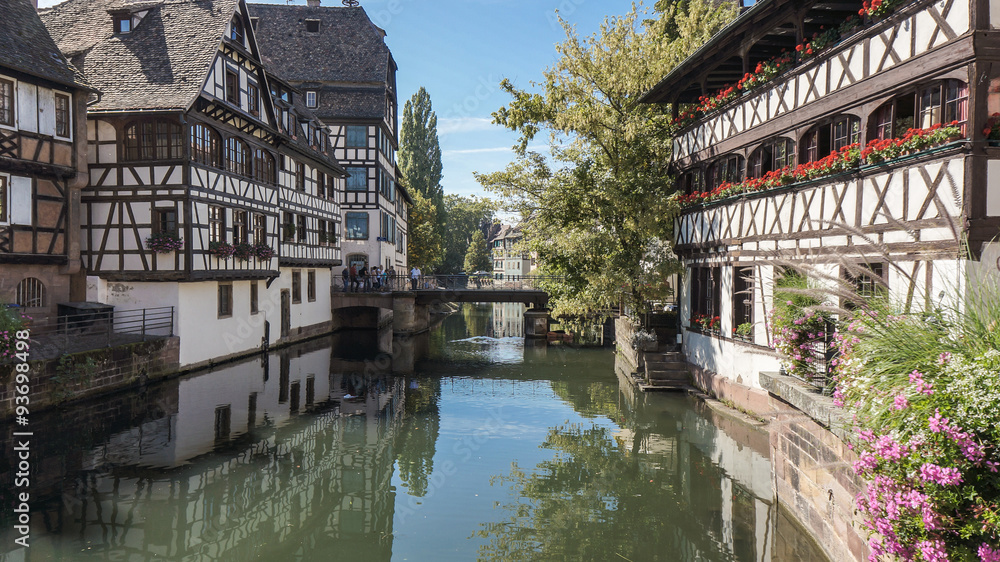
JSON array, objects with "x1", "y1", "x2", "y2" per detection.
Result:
[
  {"x1": 442, "y1": 194, "x2": 496, "y2": 274},
  {"x1": 463, "y1": 229, "x2": 491, "y2": 274},
  {"x1": 475, "y1": 1, "x2": 737, "y2": 317},
  {"x1": 399, "y1": 87, "x2": 445, "y2": 234},
  {"x1": 406, "y1": 189, "x2": 444, "y2": 271}
]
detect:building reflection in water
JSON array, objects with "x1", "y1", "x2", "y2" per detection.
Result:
[{"x1": 489, "y1": 302, "x2": 525, "y2": 339}]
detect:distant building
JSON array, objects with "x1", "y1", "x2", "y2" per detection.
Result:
[
  {"x1": 490, "y1": 225, "x2": 531, "y2": 279},
  {"x1": 251, "y1": 2, "x2": 411, "y2": 274},
  {"x1": 0, "y1": 0, "x2": 91, "y2": 316},
  {"x1": 41, "y1": 0, "x2": 347, "y2": 366}
]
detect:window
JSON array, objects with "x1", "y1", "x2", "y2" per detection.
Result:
[
  {"x1": 318, "y1": 219, "x2": 328, "y2": 245},
  {"x1": 689, "y1": 266, "x2": 720, "y2": 320},
  {"x1": 306, "y1": 90, "x2": 318, "y2": 108},
  {"x1": 801, "y1": 116, "x2": 859, "y2": 163},
  {"x1": 209, "y1": 206, "x2": 225, "y2": 243},
  {"x1": 191, "y1": 124, "x2": 221, "y2": 167},
  {"x1": 297, "y1": 214, "x2": 307, "y2": 243},
  {"x1": 154, "y1": 208, "x2": 178, "y2": 235},
  {"x1": 288, "y1": 114, "x2": 297, "y2": 137},
  {"x1": 250, "y1": 281, "x2": 259, "y2": 315},
  {"x1": 307, "y1": 270, "x2": 316, "y2": 302},
  {"x1": 295, "y1": 162, "x2": 305, "y2": 191},
  {"x1": 867, "y1": 82, "x2": 966, "y2": 141},
  {"x1": 114, "y1": 15, "x2": 131, "y2": 34},
  {"x1": 54, "y1": 93, "x2": 71, "y2": 138},
  {"x1": 345, "y1": 125, "x2": 367, "y2": 148},
  {"x1": 123, "y1": 120, "x2": 183, "y2": 161},
  {"x1": 229, "y1": 16, "x2": 244, "y2": 44},
  {"x1": 233, "y1": 210, "x2": 248, "y2": 245},
  {"x1": 283, "y1": 212, "x2": 295, "y2": 242},
  {"x1": 0, "y1": 176, "x2": 7, "y2": 223},
  {"x1": 944, "y1": 81, "x2": 969, "y2": 135},
  {"x1": 305, "y1": 19, "x2": 320, "y2": 33},
  {"x1": 749, "y1": 138, "x2": 795, "y2": 178},
  {"x1": 248, "y1": 83, "x2": 260, "y2": 117},
  {"x1": 225, "y1": 137, "x2": 251, "y2": 176},
  {"x1": 346, "y1": 167, "x2": 367, "y2": 191},
  {"x1": 706, "y1": 155, "x2": 744, "y2": 190},
  {"x1": 0, "y1": 79, "x2": 12, "y2": 127},
  {"x1": 253, "y1": 148, "x2": 275, "y2": 184},
  {"x1": 15, "y1": 278, "x2": 45, "y2": 308},
  {"x1": 253, "y1": 213, "x2": 266, "y2": 245},
  {"x1": 226, "y1": 69, "x2": 239, "y2": 105},
  {"x1": 291, "y1": 271, "x2": 302, "y2": 304},
  {"x1": 678, "y1": 168, "x2": 703, "y2": 195},
  {"x1": 317, "y1": 174, "x2": 326, "y2": 199},
  {"x1": 850, "y1": 263, "x2": 886, "y2": 300},
  {"x1": 733, "y1": 266, "x2": 754, "y2": 336},
  {"x1": 327, "y1": 221, "x2": 337, "y2": 246},
  {"x1": 218, "y1": 283, "x2": 233, "y2": 317},
  {"x1": 345, "y1": 212, "x2": 368, "y2": 239}
]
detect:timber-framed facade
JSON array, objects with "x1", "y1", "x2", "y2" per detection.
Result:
[
  {"x1": 41, "y1": 0, "x2": 347, "y2": 366},
  {"x1": 251, "y1": 3, "x2": 411, "y2": 275},
  {"x1": 643, "y1": 0, "x2": 998, "y2": 388},
  {"x1": 0, "y1": 0, "x2": 91, "y2": 317}
]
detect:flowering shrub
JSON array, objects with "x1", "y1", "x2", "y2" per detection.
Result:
[
  {"x1": 0, "y1": 304, "x2": 28, "y2": 362},
  {"x1": 233, "y1": 243, "x2": 254, "y2": 261},
  {"x1": 145, "y1": 231, "x2": 183, "y2": 254},
  {"x1": 834, "y1": 301, "x2": 1000, "y2": 561},
  {"x1": 984, "y1": 113, "x2": 1000, "y2": 141},
  {"x1": 208, "y1": 241, "x2": 235, "y2": 259},
  {"x1": 253, "y1": 243, "x2": 274, "y2": 261},
  {"x1": 770, "y1": 272, "x2": 832, "y2": 382}
]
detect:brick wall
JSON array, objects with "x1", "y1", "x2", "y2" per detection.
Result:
[{"x1": 0, "y1": 336, "x2": 180, "y2": 419}]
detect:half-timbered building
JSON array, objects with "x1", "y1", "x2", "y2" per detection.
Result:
[
  {"x1": 0, "y1": 0, "x2": 91, "y2": 317},
  {"x1": 40, "y1": 0, "x2": 345, "y2": 367},
  {"x1": 251, "y1": 2, "x2": 411, "y2": 274},
  {"x1": 642, "y1": 0, "x2": 993, "y2": 388}
]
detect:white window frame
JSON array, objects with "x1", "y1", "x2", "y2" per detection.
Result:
[
  {"x1": 54, "y1": 92, "x2": 72, "y2": 140},
  {"x1": 306, "y1": 90, "x2": 318, "y2": 109},
  {"x1": 0, "y1": 76, "x2": 16, "y2": 131}
]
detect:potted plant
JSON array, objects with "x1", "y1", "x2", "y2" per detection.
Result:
[
  {"x1": 145, "y1": 231, "x2": 183, "y2": 254},
  {"x1": 208, "y1": 241, "x2": 235, "y2": 260},
  {"x1": 734, "y1": 322, "x2": 754, "y2": 342},
  {"x1": 253, "y1": 243, "x2": 274, "y2": 261},
  {"x1": 631, "y1": 329, "x2": 658, "y2": 352},
  {"x1": 283, "y1": 222, "x2": 296, "y2": 241},
  {"x1": 233, "y1": 243, "x2": 254, "y2": 261}
]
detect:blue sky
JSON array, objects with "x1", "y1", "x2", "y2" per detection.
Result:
[{"x1": 38, "y1": 0, "x2": 636, "y2": 200}]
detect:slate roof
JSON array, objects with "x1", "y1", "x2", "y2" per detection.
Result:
[
  {"x1": 250, "y1": 4, "x2": 392, "y2": 121},
  {"x1": 0, "y1": 0, "x2": 87, "y2": 90},
  {"x1": 40, "y1": 0, "x2": 241, "y2": 112}
]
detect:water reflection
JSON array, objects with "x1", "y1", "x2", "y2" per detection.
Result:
[{"x1": 0, "y1": 305, "x2": 826, "y2": 562}]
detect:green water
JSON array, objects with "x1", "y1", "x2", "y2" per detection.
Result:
[{"x1": 0, "y1": 304, "x2": 827, "y2": 561}]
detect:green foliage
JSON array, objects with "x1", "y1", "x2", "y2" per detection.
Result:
[
  {"x1": 770, "y1": 271, "x2": 833, "y2": 383},
  {"x1": 406, "y1": 189, "x2": 444, "y2": 271},
  {"x1": 0, "y1": 303, "x2": 25, "y2": 362},
  {"x1": 399, "y1": 87, "x2": 446, "y2": 244},
  {"x1": 50, "y1": 354, "x2": 99, "y2": 401},
  {"x1": 442, "y1": 195, "x2": 496, "y2": 274},
  {"x1": 463, "y1": 229, "x2": 492, "y2": 274},
  {"x1": 476, "y1": 1, "x2": 737, "y2": 317}
]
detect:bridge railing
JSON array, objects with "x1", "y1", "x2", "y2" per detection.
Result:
[{"x1": 334, "y1": 274, "x2": 565, "y2": 293}]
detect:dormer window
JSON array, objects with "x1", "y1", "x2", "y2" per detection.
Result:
[
  {"x1": 306, "y1": 90, "x2": 317, "y2": 108},
  {"x1": 305, "y1": 19, "x2": 320, "y2": 33},
  {"x1": 250, "y1": 17, "x2": 259, "y2": 31},
  {"x1": 230, "y1": 16, "x2": 245, "y2": 45},
  {"x1": 114, "y1": 15, "x2": 132, "y2": 34}
]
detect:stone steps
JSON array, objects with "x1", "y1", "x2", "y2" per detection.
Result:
[{"x1": 641, "y1": 350, "x2": 690, "y2": 391}]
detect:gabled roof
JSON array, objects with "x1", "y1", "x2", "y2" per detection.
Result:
[
  {"x1": 40, "y1": 0, "x2": 242, "y2": 112},
  {"x1": 249, "y1": 4, "x2": 393, "y2": 121},
  {"x1": 0, "y1": 0, "x2": 87, "y2": 90}
]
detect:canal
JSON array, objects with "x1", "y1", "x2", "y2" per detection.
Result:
[{"x1": 0, "y1": 304, "x2": 827, "y2": 561}]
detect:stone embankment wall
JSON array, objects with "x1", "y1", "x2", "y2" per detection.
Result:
[
  {"x1": 0, "y1": 337, "x2": 180, "y2": 419},
  {"x1": 614, "y1": 317, "x2": 640, "y2": 372}
]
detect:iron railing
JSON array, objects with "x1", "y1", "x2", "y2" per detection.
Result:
[
  {"x1": 336, "y1": 274, "x2": 565, "y2": 293},
  {"x1": 14, "y1": 306, "x2": 175, "y2": 359}
]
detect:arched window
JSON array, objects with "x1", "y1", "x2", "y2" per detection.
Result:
[
  {"x1": 253, "y1": 148, "x2": 275, "y2": 184},
  {"x1": 801, "y1": 116, "x2": 859, "y2": 163},
  {"x1": 749, "y1": 138, "x2": 795, "y2": 177},
  {"x1": 225, "y1": 137, "x2": 251, "y2": 176},
  {"x1": 678, "y1": 168, "x2": 704, "y2": 195},
  {"x1": 123, "y1": 120, "x2": 183, "y2": 161},
  {"x1": 869, "y1": 79, "x2": 969, "y2": 140},
  {"x1": 706, "y1": 154, "x2": 744, "y2": 190},
  {"x1": 190, "y1": 124, "x2": 221, "y2": 167},
  {"x1": 16, "y1": 278, "x2": 45, "y2": 308}
]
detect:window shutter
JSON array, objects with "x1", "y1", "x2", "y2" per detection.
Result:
[{"x1": 10, "y1": 176, "x2": 32, "y2": 225}]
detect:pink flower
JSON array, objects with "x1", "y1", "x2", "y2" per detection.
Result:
[
  {"x1": 938, "y1": 352, "x2": 952, "y2": 365},
  {"x1": 979, "y1": 543, "x2": 1000, "y2": 562},
  {"x1": 892, "y1": 394, "x2": 909, "y2": 410},
  {"x1": 917, "y1": 539, "x2": 949, "y2": 562},
  {"x1": 919, "y1": 463, "x2": 963, "y2": 486},
  {"x1": 929, "y1": 410, "x2": 948, "y2": 433}
]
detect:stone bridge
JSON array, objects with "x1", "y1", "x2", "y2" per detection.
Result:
[{"x1": 331, "y1": 277, "x2": 554, "y2": 336}]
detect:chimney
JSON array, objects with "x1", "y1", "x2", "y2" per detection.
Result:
[{"x1": 307, "y1": 0, "x2": 320, "y2": 6}]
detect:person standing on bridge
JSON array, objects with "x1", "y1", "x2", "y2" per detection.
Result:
[
  {"x1": 350, "y1": 264, "x2": 359, "y2": 292},
  {"x1": 410, "y1": 265, "x2": 421, "y2": 290},
  {"x1": 342, "y1": 267, "x2": 350, "y2": 292}
]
